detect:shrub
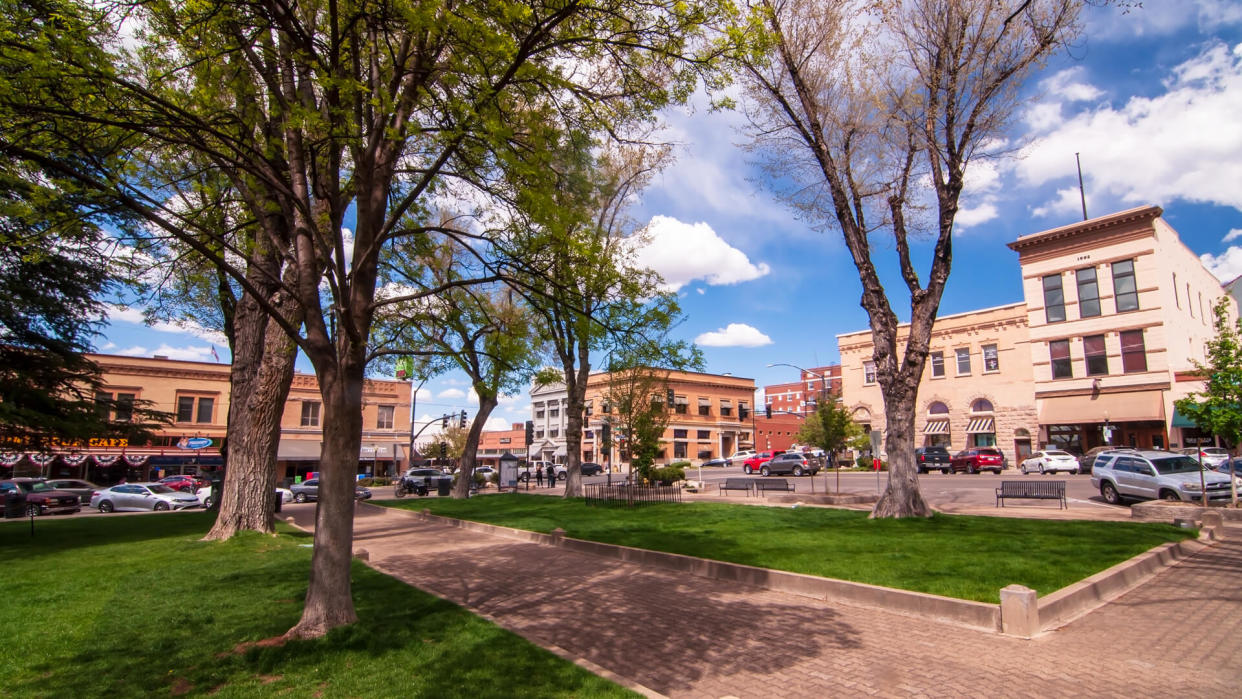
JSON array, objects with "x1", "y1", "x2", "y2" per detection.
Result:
[
  {"x1": 650, "y1": 464, "x2": 686, "y2": 485},
  {"x1": 854, "y1": 455, "x2": 887, "y2": 471},
  {"x1": 357, "y1": 477, "x2": 391, "y2": 487}
]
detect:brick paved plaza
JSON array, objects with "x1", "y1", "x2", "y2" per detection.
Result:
[{"x1": 286, "y1": 502, "x2": 1241, "y2": 698}]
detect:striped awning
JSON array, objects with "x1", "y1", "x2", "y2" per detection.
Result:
[
  {"x1": 922, "y1": 419, "x2": 951, "y2": 435},
  {"x1": 965, "y1": 417, "x2": 995, "y2": 434}
]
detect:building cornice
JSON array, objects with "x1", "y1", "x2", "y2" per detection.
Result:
[{"x1": 1007, "y1": 205, "x2": 1162, "y2": 255}]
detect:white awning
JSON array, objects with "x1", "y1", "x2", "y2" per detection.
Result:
[
  {"x1": 1038, "y1": 391, "x2": 1164, "y2": 424},
  {"x1": 698, "y1": 397, "x2": 711, "y2": 406},
  {"x1": 553, "y1": 445, "x2": 567, "y2": 456},
  {"x1": 965, "y1": 417, "x2": 995, "y2": 434},
  {"x1": 922, "y1": 419, "x2": 950, "y2": 435},
  {"x1": 674, "y1": 396, "x2": 688, "y2": 405},
  {"x1": 720, "y1": 399, "x2": 732, "y2": 408},
  {"x1": 277, "y1": 440, "x2": 322, "y2": 461}
]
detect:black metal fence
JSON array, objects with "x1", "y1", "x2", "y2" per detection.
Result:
[{"x1": 584, "y1": 483, "x2": 683, "y2": 507}]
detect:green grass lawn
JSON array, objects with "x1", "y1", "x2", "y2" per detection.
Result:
[
  {"x1": 0, "y1": 512, "x2": 633, "y2": 698},
  {"x1": 382, "y1": 494, "x2": 1194, "y2": 603}
]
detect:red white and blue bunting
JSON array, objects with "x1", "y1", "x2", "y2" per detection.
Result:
[{"x1": 0, "y1": 452, "x2": 23, "y2": 467}]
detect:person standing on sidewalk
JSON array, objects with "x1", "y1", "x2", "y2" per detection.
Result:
[
  {"x1": 535, "y1": 464, "x2": 543, "y2": 487},
  {"x1": 547, "y1": 465, "x2": 557, "y2": 488}
]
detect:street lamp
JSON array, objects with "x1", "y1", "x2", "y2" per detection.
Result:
[{"x1": 766, "y1": 362, "x2": 830, "y2": 415}]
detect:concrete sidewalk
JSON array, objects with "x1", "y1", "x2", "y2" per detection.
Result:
[{"x1": 284, "y1": 502, "x2": 1241, "y2": 697}]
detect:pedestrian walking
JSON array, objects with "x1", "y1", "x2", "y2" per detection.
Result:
[{"x1": 535, "y1": 464, "x2": 543, "y2": 487}]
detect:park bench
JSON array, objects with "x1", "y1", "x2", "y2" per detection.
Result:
[
  {"x1": 995, "y1": 480, "x2": 1066, "y2": 509},
  {"x1": 720, "y1": 478, "x2": 756, "y2": 496},
  {"x1": 754, "y1": 478, "x2": 796, "y2": 495}
]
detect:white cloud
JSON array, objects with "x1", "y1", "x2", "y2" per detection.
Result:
[
  {"x1": 1020, "y1": 42, "x2": 1242, "y2": 214},
  {"x1": 1200, "y1": 247, "x2": 1242, "y2": 281},
  {"x1": 955, "y1": 203, "x2": 999, "y2": 229},
  {"x1": 631, "y1": 216, "x2": 770, "y2": 291},
  {"x1": 1031, "y1": 187, "x2": 1091, "y2": 219},
  {"x1": 1223, "y1": 228, "x2": 1242, "y2": 243},
  {"x1": 116, "y1": 343, "x2": 215, "y2": 362},
  {"x1": 694, "y1": 323, "x2": 773, "y2": 348},
  {"x1": 437, "y1": 388, "x2": 466, "y2": 400},
  {"x1": 1086, "y1": 0, "x2": 1242, "y2": 41},
  {"x1": 103, "y1": 304, "x2": 228, "y2": 346},
  {"x1": 1041, "y1": 67, "x2": 1104, "y2": 104}
]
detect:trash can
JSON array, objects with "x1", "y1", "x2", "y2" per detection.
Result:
[
  {"x1": 437, "y1": 477, "x2": 452, "y2": 497},
  {"x1": 4, "y1": 492, "x2": 23, "y2": 519},
  {"x1": 273, "y1": 491, "x2": 283, "y2": 513}
]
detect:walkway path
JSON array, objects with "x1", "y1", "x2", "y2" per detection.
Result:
[{"x1": 284, "y1": 502, "x2": 1241, "y2": 697}]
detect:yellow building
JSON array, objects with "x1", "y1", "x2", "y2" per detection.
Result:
[{"x1": 579, "y1": 369, "x2": 756, "y2": 467}]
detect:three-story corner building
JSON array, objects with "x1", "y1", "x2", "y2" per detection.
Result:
[
  {"x1": 838, "y1": 302, "x2": 1035, "y2": 465},
  {"x1": 836, "y1": 205, "x2": 1236, "y2": 464},
  {"x1": 528, "y1": 380, "x2": 569, "y2": 464},
  {"x1": 574, "y1": 369, "x2": 756, "y2": 468},
  {"x1": 1009, "y1": 205, "x2": 1230, "y2": 453}
]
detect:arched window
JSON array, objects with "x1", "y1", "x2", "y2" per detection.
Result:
[
  {"x1": 971, "y1": 398, "x2": 994, "y2": 413},
  {"x1": 928, "y1": 401, "x2": 949, "y2": 415}
]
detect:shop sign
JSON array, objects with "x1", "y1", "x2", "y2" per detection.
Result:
[{"x1": 177, "y1": 437, "x2": 214, "y2": 450}]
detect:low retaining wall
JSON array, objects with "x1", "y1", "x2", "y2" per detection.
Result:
[
  {"x1": 1130, "y1": 500, "x2": 1242, "y2": 523},
  {"x1": 403, "y1": 506, "x2": 1213, "y2": 639}
]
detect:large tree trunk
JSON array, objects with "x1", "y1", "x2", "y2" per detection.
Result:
[
  {"x1": 560, "y1": 358, "x2": 591, "y2": 497},
  {"x1": 870, "y1": 389, "x2": 932, "y2": 518},
  {"x1": 451, "y1": 395, "x2": 499, "y2": 498},
  {"x1": 204, "y1": 288, "x2": 299, "y2": 540},
  {"x1": 284, "y1": 362, "x2": 364, "y2": 639}
]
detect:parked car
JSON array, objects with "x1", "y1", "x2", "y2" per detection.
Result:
[
  {"x1": 914, "y1": 446, "x2": 951, "y2": 474},
  {"x1": 158, "y1": 474, "x2": 207, "y2": 493},
  {"x1": 90, "y1": 483, "x2": 200, "y2": 512},
  {"x1": 726, "y1": 449, "x2": 757, "y2": 466},
  {"x1": 761, "y1": 452, "x2": 821, "y2": 477},
  {"x1": 517, "y1": 462, "x2": 565, "y2": 482},
  {"x1": 44, "y1": 478, "x2": 103, "y2": 505},
  {"x1": 0, "y1": 478, "x2": 82, "y2": 516},
  {"x1": 1092, "y1": 450, "x2": 1235, "y2": 505},
  {"x1": 1178, "y1": 447, "x2": 1230, "y2": 469},
  {"x1": 741, "y1": 451, "x2": 783, "y2": 474},
  {"x1": 1019, "y1": 450, "x2": 1080, "y2": 475},
  {"x1": 701, "y1": 457, "x2": 730, "y2": 468},
  {"x1": 288, "y1": 479, "x2": 371, "y2": 502},
  {"x1": 194, "y1": 486, "x2": 292, "y2": 508},
  {"x1": 949, "y1": 447, "x2": 1004, "y2": 474},
  {"x1": 579, "y1": 462, "x2": 604, "y2": 476}
]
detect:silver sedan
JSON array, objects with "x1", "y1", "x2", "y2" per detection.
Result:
[
  {"x1": 90, "y1": 483, "x2": 201, "y2": 512},
  {"x1": 1020, "y1": 450, "x2": 1080, "y2": 475}
]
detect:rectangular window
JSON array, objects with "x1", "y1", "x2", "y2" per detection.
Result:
[
  {"x1": 376, "y1": 405, "x2": 394, "y2": 430},
  {"x1": 955, "y1": 348, "x2": 971, "y2": 375},
  {"x1": 177, "y1": 396, "x2": 195, "y2": 423},
  {"x1": 300, "y1": 401, "x2": 320, "y2": 427},
  {"x1": 115, "y1": 393, "x2": 135, "y2": 422},
  {"x1": 1121, "y1": 330, "x2": 1148, "y2": 373},
  {"x1": 549, "y1": 428, "x2": 559, "y2": 438},
  {"x1": 1112, "y1": 259, "x2": 1139, "y2": 312},
  {"x1": 697, "y1": 430, "x2": 711, "y2": 440},
  {"x1": 1076, "y1": 267, "x2": 1100, "y2": 318},
  {"x1": 195, "y1": 397, "x2": 214, "y2": 424},
  {"x1": 982, "y1": 344, "x2": 999, "y2": 372},
  {"x1": 500, "y1": 437, "x2": 511, "y2": 444},
  {"x1": 674, "y1": 398, "x2": 687, "y2": 415},
  {"x1": 720, "y1": 400, "x2": 733, "y2": 417},
  {"x1": 584, "y1": 400, "x2": 593, "y2": 416},
  {"x1": 673, "y1": 429, "x2": 687, "y2": 439},
  {"x1": 535, "y1": 410, "x2": 545, "y2": 419},
  {"x1": 96, "y1": 391, "x2": 114, "y2": 420},
  {"x1": 549, "y1": 407, "x2": 559, "y2": 418},
  {"x1": 1050, "y1": 340, "x2": 1072, "y2": 379},
  {"x1": 674, "y1": 442, "x2": 687, "y2": 459},
  {"x1": 1084, "y1": 335, "x2": 1108, "y2": 376},
  {"x1": 930, "y1": 352, "x2": 945, "y2": 378},
  {"x1": 602, "y1": 402, "x2": 611, "y2": 414},
  {"x1": 535, "y1": 429, "x2": 544, "y2": 439},
  {"x1": 863, "y1": 361, "x2": 876, "y2": 384},
  {"x1": 1043, "y1": 274, "x2": 1066, "y2": 323},
  {"x1": 698, "y1": 398, "x2": 711, "y2": 416}
]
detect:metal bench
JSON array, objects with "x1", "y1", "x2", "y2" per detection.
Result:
[
  {"x1": 754, "y1": 478, "x2": 796, "y2": 495},
  {"x1": 996, "y1": 480, "x2": 1066, "y2": 509},
  {"x1": 720, "y1": 478, "x2": 757, "y2": 496}
]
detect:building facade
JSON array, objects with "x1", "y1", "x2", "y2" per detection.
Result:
[
  {"x1": 1010, "y1": 205, "x2": 1230, "y2": 453},
  {"x1": 476, "y1": 423, "x2": 528, "y2": 466},
  {"x1": 763, "y1": 364, "x2": 841, "y2": 416},
  {"x1": 1, "y1": 353, "x2": 413, "y2": 484},
  {"x1": 838, "y1": 303, "x2": 1034, "y2": 464},
  {"x1": 837, "y1": 206, "x2": 1233, "y2": 463},
  {"x1": 578, "y1": 369, "x2": 756, "y2": 468},
  {"x1": 528, "y1": 380, "x2": 569, "y2": 463}
]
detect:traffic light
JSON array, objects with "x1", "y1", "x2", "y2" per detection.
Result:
[
  {"x1": 439, "y1": 442, "x2": 447, "y2": 458},
  {"x1": 441, "y1": 414, "x2": 448, "y2": 428},
  {"x1": 525, "y1": 420, "x2": 534, "y2": 446},
  {"x1": 765, "y1": 404, "x2": 772, "y2": 419},
  {"x1": 666, "y1": 388, "x2": 675, "y2": 407},
  {"x1": 459, "y1": 410, "x2": 467, "y2": 429},
  {"x1": 600, "y1": 423, "x2": 611, "y2": 445}
]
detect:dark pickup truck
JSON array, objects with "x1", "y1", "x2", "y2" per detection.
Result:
[{"x1": 915, "y1": 446, "x2": 952, "y2": 474}]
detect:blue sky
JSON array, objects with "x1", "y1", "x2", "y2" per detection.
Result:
[{"x1": 96, "y1": 1, "x2": 1242, "y2": 433}]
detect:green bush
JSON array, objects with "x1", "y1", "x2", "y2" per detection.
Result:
[
  {"x1": 854, "y1": 455, "x2": 887, "y2": 470},
  {"x1": 650, "y1": 464, "x2": 685, "y2": 485},
  {"x1": 357, "y1": 477, "x2": 391, "y2": 487}
]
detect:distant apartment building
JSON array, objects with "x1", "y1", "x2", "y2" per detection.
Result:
[
  {"x1": 837, "y1": 206, "x2": 1235, "y2": 463},
  {"x1": 476, "y1": 423, "x2": 527, "y2": 466},
  {"x1": 763, "y1": 365, "x2": 841, "y2": 416}
]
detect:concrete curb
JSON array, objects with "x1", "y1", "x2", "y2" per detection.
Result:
[{"x1": 1034, "y1": 537, "x2": 1208, "y2": 633}]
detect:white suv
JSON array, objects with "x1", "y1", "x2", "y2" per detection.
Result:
[
  {"x1": 1091, "y1": 450, "x2": 1236, "y2": 505},
  {"x1": 727, "y1": 450, "x2": 757, "y2": 466}
]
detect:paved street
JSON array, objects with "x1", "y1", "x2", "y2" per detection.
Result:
[{"x1": 284, "y1": 500, "x2": 1241, "y2": 698}]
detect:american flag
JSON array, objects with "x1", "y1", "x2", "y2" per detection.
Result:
[{"x1": 210, "y1": 345, "x2": 220, "y2": 363}]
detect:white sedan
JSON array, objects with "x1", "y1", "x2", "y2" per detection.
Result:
[
  {"x1": 1020, "y1": 450, "x2": 1080, "y2": 475},
  {"x1": 195, "y1": 486, "x2": 293, "y2": 508}
]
